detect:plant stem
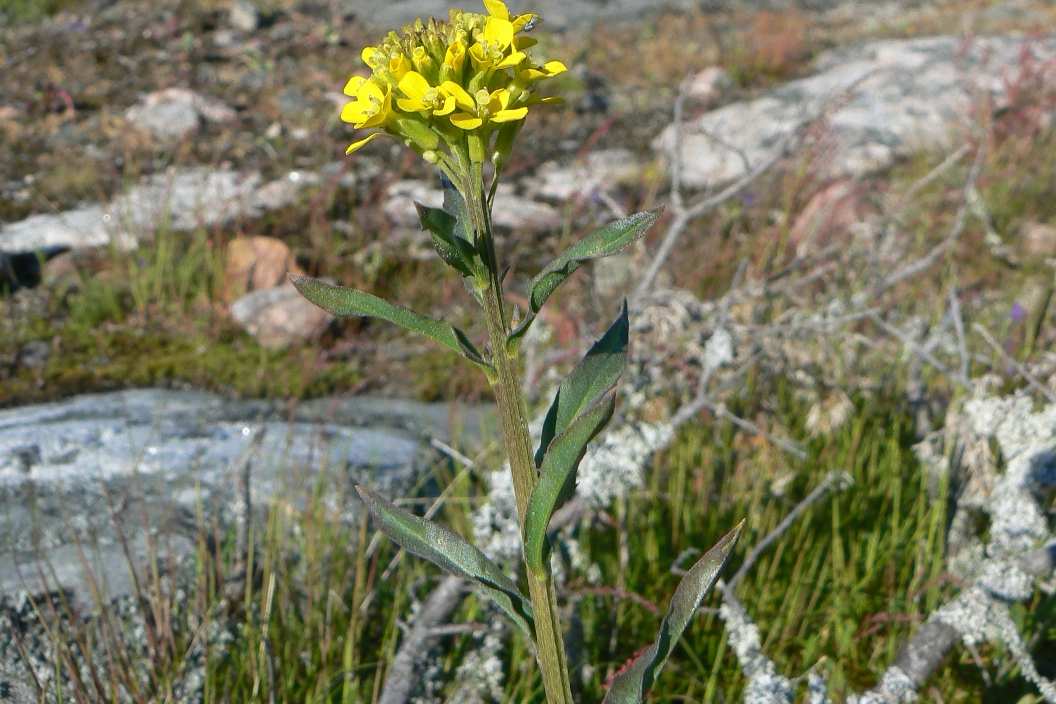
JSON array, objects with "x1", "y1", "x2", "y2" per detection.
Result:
[{"x1": 465, "y1": 172, "x2": 574, "y2": 704}]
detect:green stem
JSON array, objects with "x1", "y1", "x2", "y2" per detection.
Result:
[{"x1": 464, "y1": 175, "x2": 574, "y2": 704}]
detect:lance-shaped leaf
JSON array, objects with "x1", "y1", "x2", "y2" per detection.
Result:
[
  {"x1": 509, "y1": 208, "x2": 661, "y2": 346},
  {"x1": 291, "y1": 275, "x2": 488, "y2": 367},
  {"x1": 355, "y1": 485, "x2": 535, "y2": 639},
  {"x1": 415, "y1": 202, "x2": 479, "y2": 277},
  {"x1": 535, "y1": 303, "x2": 628, "y2": 468},
  {"x1": 441, "y1": 178, "x2": 475, "y2": 244},
  {"x1": 523, "y1": 387, "x2": 617, "y2": 574},
  {"x1": 602, "y1": 522, "x2": 744, "y2": 704}
]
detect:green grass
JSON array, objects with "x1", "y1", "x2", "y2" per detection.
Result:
[{"x1": 28, "y1": 381, "x2": 1054, "y2": 703}]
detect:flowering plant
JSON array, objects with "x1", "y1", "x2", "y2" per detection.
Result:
[{"x1": 294, "y1": 3, "x2": 742, "y2": 701}]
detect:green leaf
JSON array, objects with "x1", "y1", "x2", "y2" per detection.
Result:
[
  {"x1": 355, "y1": 485, "x2": 535, "y2": 640},
  {"x1": 535, "y1": 303, "x2": 628, "y2": 468},
  {"x1": 523, "y1": 388, "x2": 617, "y2": 574},
  {"x1": 415, "y1": 202, "x2": 479, "y2": 277},
  {"x1": 442, "y1": 179, "x2": 475, "y2": 244},
  {"x1": 291, "y1": 275, "x2": 488, "y2": 367},
  {"x1": 602, "y1": 522, "x2": 744, "y2": 704},
  {"x1": 509, "y1": 208, "x2": 661, "y2": 346}
]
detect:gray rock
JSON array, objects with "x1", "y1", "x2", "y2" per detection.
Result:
[
  {"x1": 0, "y1": 389, "x2": 492, "y2": 607},
  {"x1": 345, "y1": 0, "x2": 880, "y2": 30},
  {"x1": 228, "y1": 0, "x2": 259, "y2": 32},
  {"x1": 125, "y1": 88, "x2": 236, "y2": 141},
  {"x1": 655, "y1": 35, "x2": 1056, "y2": 189},
  {"x1": 229, "y1": 282, "x2": 333, "y2": 348},
  {"x1": 684, "y1": 66, "x2": 732, "y2": 107},
  {"x1": 524, "y1": 149, "x2": 643, "y2": 202},
  {"x1": 383, "y1": 180, "x2": 561, "y2": 233},
  {"x1": 0, "y1": 168, "x2": 317, "y2": 255}
]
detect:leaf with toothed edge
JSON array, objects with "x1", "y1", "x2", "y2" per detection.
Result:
[
  {"x1": 291, "y1": 275, "x2": 489, "y2": 368},
  {"x1": 602, "y1": 522, "x2": 744, "y2": 704},
  {"x1": 509, "y1": 208, "x2": 661, "y2": 346},
  {"x1": 355, "y1": 485, "x2": 535, "y2": 640}
]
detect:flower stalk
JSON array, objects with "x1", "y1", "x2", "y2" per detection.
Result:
[
  {"x1": 291, "y1": 3, "x2": 744, "y2": 702},
  {"x1": 470, "y1": 182, "x2": 575, "y2": 703}
]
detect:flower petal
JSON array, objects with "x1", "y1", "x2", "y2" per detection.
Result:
[
  {"x1": 341, "y1": 101, "x2": 370, "y2": 125},
  {"x1": 512, "y1": 13, "x2": 535, "y2": 31},
  {"x1": 434, "y1": 95, "x2": 456, "y2": 116},
  {"x1": 361, "y1": 46, "x2": 379, "y2": 67},
  {"x1": 398, "y1": 71, "x2": 430, "y2": 100},
  {"x1": 343, "y1": 75, "x2": 367, "y2": 97},
  {"x1": 496, "y1": 50, "x2": 526, "y2": 69},
  {"x1": 514, "y1": 36, "x2": 538, "y2": 50},
  {"x1": 450, "y1": 112, "x2": 484, "y2": 130},
  {"x1": 397, "y1": 97, "x2": 428, "y2": 113},
  {"x1": 482, "y1": 17, "x2": 514, "y2": 49},
  {"x1": 491, "y1": 107, "x2": 528, "y2": 123},
  {"x1": 346, "y1": 132, "x2": 384, "y2": 154},
  {"x1": 440, "y1": 81, "x2": 476, "y2": 111},
  {"x1": 482, "y1": 0, "x2": 509, "y2": 20},
  {"x1": 543, "y1": 60, "x2": 567, "y2": 76}
]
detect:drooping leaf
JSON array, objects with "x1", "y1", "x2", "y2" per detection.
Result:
[
  {"x1": 602, "y1": 522, "x2": 744, "y2": 704},
  {"x1": 509, "y1": 208, "x2": 661, "y2": 346},
  {"x1": 535, "y1": 303, "x2": 628, "y2": 468},
  {"x1": 291, "y1": 275, "x2": 488, "y2": 368},
  {"x1": 355, "y1": 485, "x2": 535, "y2": 639},
  {"x1": 415, "y1": 202, "x2": 479, "y2": 277},
  {"x1": 523, "y1": 388, "x2": 617, "y2": 574}
]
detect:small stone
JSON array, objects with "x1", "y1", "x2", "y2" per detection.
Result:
[
  {"x1": 526, "y1": 149, "x2": 642, "y2": 202},
  {"x1": 684, "y1": 66, "x2": 731, "y2": 107},
  {"x1": 788, "y1": 179, "x2": 868, "y2": 256},
  {"x1": 125, "y1": 88, "x2": 236, "y2": 141},
  {"x1": 229, "y1": 282, "x2": 331, "y2": 348},
  {"x1": 17, "y1": 340, "x2": 50, "y2": 369},
  {"x1": 223, "y1": 236, "x2": 302, "y2": 302},
  {"x1": 1019, "y1": 221, "x2": 1056, "y2": 258},
  {"x1": 228, "y1": 0, "x2": 259, "y2": 32}
]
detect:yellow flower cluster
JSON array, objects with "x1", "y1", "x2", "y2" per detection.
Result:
[{"x1": 340, "y1": 0, "x2": 565, "y2": 166}]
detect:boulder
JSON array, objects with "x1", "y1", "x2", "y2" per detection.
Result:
[
  {"x1": 229, "y1": 282, "x2": 332, "y2": 348},
  {"x1": 0, "y1": 168, "x2": 317, "y2": 256},
  {"x1": 524, "y1": 149, "x2": 643, "y2": 202},
  {"x1": 0, "y1": 389, "x2": 492, "y2": 607},
  {"x1": 655, "y1": 36, "x2": 1056, "y2": 189}
]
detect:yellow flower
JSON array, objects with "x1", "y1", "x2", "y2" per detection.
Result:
[
  {"x1": 468, "y1": 15, "x2": 525, "y2": 69},
  {"x1": 342, "y1": 76, "x2": 392, "y2": 128},
  {"x1": 397, "y1": 71, "x2": 457, "y2": 116},
  {"x1": 518, "y1": 59, "x2": 567, "y2": 82},
  {"x1": 444, "y1": 84, "x2": 527, "y2": 130},
  {"x1": 483, "y1": 0, "x2": 536, "y2": 32},
  {"x1": 341, "y1": 76, "x2": 393, "y2": 153}
]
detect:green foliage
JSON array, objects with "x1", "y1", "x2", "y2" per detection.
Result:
[
  {"x1": 355, "y1": 485, "x2": 535, "y2": 639},
  {"x1": 524, "y1": 304, "x2": 629, "y2": 574},
  {"x1": 415, "y1": 202, "x2": 481, "y2": 278},
  {"x1": 509, "y1": 209, "x2": 662, "y2": 347},
  {"x1": 291, "y1": 275, "x2": 489, "y2": 368},
  {"x1": 603, "y1": 522, "x2": 743, "y2": 703}
]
